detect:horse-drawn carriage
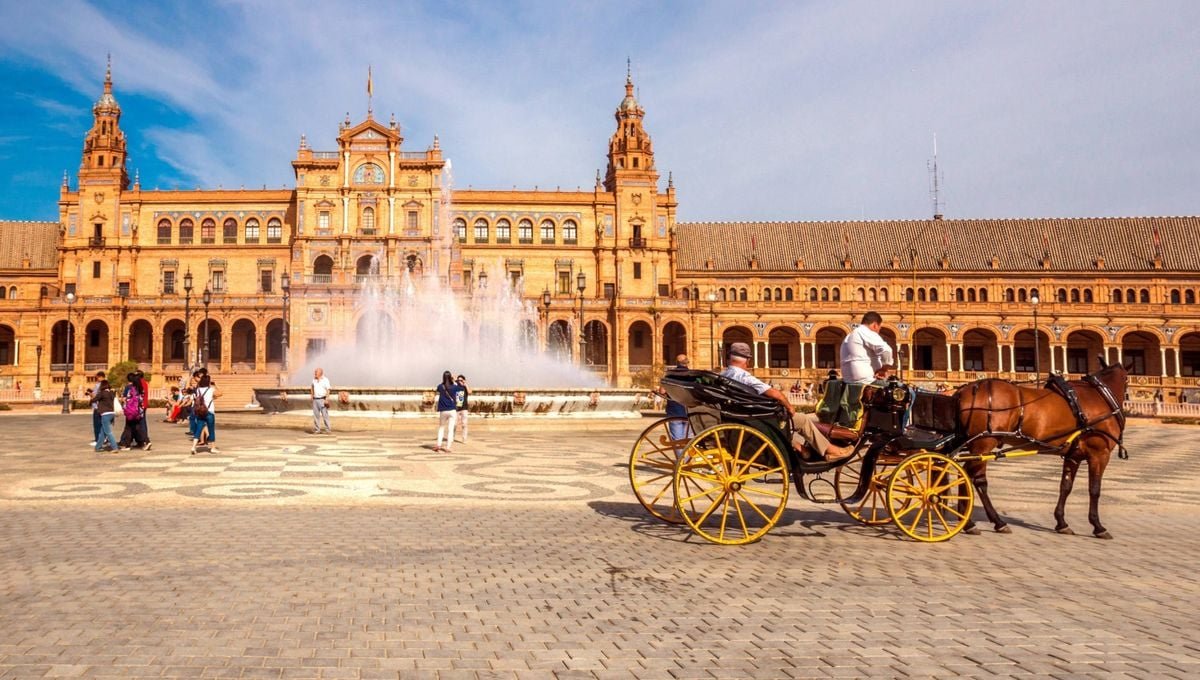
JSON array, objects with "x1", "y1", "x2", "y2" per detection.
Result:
[{"x1": 628, "y1": 363, "x2": 1129, "y2": 545}]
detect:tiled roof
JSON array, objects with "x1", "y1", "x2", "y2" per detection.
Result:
[
  {"x1": 0, "y1": 221, "x2": 60, "y2": 270},
  {"x1": 676, "y1": 216, "x2": 1200, "y2": 273}
]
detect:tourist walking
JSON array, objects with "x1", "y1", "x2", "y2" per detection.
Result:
[
  {"x1": 454, "y1": 375, "x2": 471, "y2": 443},
  {"x1": 87, "y1": 370, "x2": 106, "y2": 447},
  {"x1": 190, "y1": 373, "x2": 221, "y2": 454},
  {"x1": 311, "y1": 367, "x2": 332, "y2": 434},
  {"x1": 118, "y1": 372, "x2": 151, "y2": 450},
  {"x1": 89, "y1": 380, "x2": 119, "y2": 452},
  {"x1": 434, "y1": 371, "x2": 462, "y2": 452}
]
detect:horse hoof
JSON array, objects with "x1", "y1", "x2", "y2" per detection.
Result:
[
  {"x1": 1056, "y1": 526, "x2": 1075, "y2": 535},
  {"x1": 995, "y1": 525, "x2": 1012, "y2": 534},
  {"x1": 964, "y1": 525, "x2": 981, "y2": 536},
  {"x1": 1094, "y1": 531, "x2": 1114, "y2": 540}
]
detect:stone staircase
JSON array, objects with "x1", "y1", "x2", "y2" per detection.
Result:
[{"x1": 207, "y1": 373, "x2": 281, "y2": 410}]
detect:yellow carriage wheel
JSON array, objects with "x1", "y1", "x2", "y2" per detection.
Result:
[
  {"x1": 629, "y1": 417, "x2": 694, "y2": 524},
  {"x1": 673, "y1": 424, "x2": 790, "y2": 545},
  {"x1": 886, "y1": 453, "x2": 975, "y2": 542},
  {"x1": 834, "y1": 451, "x2": 904, "y2": 526}
]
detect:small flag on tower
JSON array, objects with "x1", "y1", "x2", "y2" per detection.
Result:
[{"x1": 367, "y1": 65, "x2": 373, "y2": 97}]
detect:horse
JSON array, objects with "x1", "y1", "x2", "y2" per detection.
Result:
[{"x1": 952, "y1": 358, "x2": 1129, "y2": 539}]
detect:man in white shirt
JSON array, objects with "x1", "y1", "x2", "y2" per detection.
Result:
[
  {"x1": 841, "y1": 312, "x2": 894, "y2": 384},
  {"x1": 721, "y1": 342, "x2": 854, "y2": 461},
  {"x1": 310, "y1": 367, "x2": 332, "y2": 434}
]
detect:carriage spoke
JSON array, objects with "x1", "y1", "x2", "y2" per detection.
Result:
[
  {"x1": 931, "y1": 503, "x2": 952, "y2": 535},
  {"x1": 719, "y1": 495, "x2": 731, "y2": 541},
  {"x1": 679, "y1": 484, "x2": 723, "y2": 504},
  {"x1": 739, "y1": 494, "x2": 774, "y2": 523},
  {"x1": 694, "y1": 493, "x2": 727, "y2": 527},
  {"x1": 732, "y1": 494, "x2": 751, "y2": 538},
  {"x1": 735, "y1": 442, "x2": 770, "y2": 477},
  {"x1": 893, "y1": 502, "x2": 922, "y2": 521},
  {"x1": 739, "y1": 485, "x2": 786, "y2": 499},
  {"x1": 907, "y1": 506, "x2": 926, "y2": 535},
  {"x1": 940, "y1": 503, "x2": 969, "y2": 520},
  {"x1": 739, "y1": 465, "x2": 785, "y2": 483}
]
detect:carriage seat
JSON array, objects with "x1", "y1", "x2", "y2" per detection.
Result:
[
  {"x1": 814, "y1": 380, "x2": 872, "y2": 444},
  {"x1": 813, "y1": 421, "x2": 863, "y2": 445},
  {"x1": 895, "y1": 426, "x2": 958, "y2": 452}
]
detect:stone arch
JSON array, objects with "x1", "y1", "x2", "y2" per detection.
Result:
[
  {"x1": 1179, "y1": 332, "x2": 1200, "y2": 377},
  {"x1": 1121, "y1": 330, "x2": 1160, "y2": 376},
  {"x1": 1065, "y1": 329, "x2": 1105, "y2": 375},
  {"x1": 584, "y1": 320, "x2": 609, "y2": 367},
  {"x1": 266, "y1": 318, "x2": 285, "y2": 363},
  {"x1": 962, "y1": 328, "x2": 1000, "y2": 373},
  {"x1": 51, "y1": 320, "x2": 75, "y2": 365},
  {"x1": 661, "y1": 321, "x2": 687, "y2": 365},
  {"x1": 721, "y1": 325, "x2": 755, "y2": 367},
  {"x1": 355, "y1": 310, "x2": 396, "y2": 351},
  {"x1": 1013, "y1": 328, "x2": 1050, "y2": 375},
  {"x1": 313, "y1": 254, "x2": 334, "y2": 282},
  {"x1": 162, "y1": 319, "x2": 186, "y2": 364},
  {"x1": 199, "y1": 319, "x2": 223, "y2": 364},
  {"x1": 813, "y1": 326, "x2": 846, "y2": 371},
  {"x1": 83, "y1": 319, "x2": 109, "y2": 367},
  {"x1": 231, "y1": 318, "x2": 257, "y2": 368},
  {"x1": 356, "y1": 253, "x2": 379, "y2": 278},
  {"x1": 547, "y1": 319, "x2": 572, "y2": 360},
  {"x1": 128, "y1": 319, "x2": 153, "y2": 364},
  {"x1": 911, "y1": 326, "x2": 947, "y2": 372},
  {"x1": 767, "y1": 325, "x2": 801, "y2": 369},
  {"x1": 627, "y1": 320, "x2": 653, "y2": 368},
  {"x1": 0, "y1": 324, "x2": 14, "y2": 365}
]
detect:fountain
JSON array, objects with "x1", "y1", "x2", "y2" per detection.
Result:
[{"x1": 254, "y1": 161, "x2": 646, "y2": 419}]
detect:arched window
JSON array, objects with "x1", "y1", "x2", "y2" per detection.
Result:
[
  {"x1": 563, "y1": 219, "x2": 578, "y2": 243},
  {"x1": 955, "y1": 288, "x2": 965, "y2": 302},
  {"x1": 1005, "y1": 288, "x2": 1015, "y2": 302},
  {"x1": 200, "y1": 218, "x2": 216, "y2": 244},
  {"x1": 739, "y1": 288, "x2": 747, "y2": 302},
  {"x1": 361, "y1": 207, "x2": 375, "y2": 234},
  {"x1": 223, "y1": 218, "x2": 237, "y2": 244},
  {"x1": 245, "y1": 218, "x2": 260, "y2": 242},
  {"x1": 157, "y1": 219, "x2": 172, "y2": 244},
  {"x1": 967, "y1": 288, "x2": 976, "y2": 302},
  {"x1": 518, "y1": 219, "x2": 533, "y2": 243},
  {"x1": 978, "y1": 288, "x2": 987, "y2": 302},
  {"x1": 762, "y1": 288, "x2": 770, "y2": 302},
  {"x1": 0, "y1": 287, "x2": 6, "y2": 299},
  {"x1": 495, "y1": 219, "x2": 511, "y2": 243},
  {"x1": 7, "y1": 286, "x2": 15, "y2": 299},
  {"x1": 785, "y1": 288, "x2": 794, "y2": 301},
  {"x1": 353, "y1": 162, "x2": 385, "y2": 184},
  {"x1": 832, "y1": 288, "x2": 841, "y2": 302},
  {"x1": 1170, "y1": 289, "x2": 1181, "y2": 304},
  {"x1": 1070, "y1": 289, "x2": 1081, "y2": 303},
  {"x1": 473, "y1": 218, "x2": 489, "y2": 242},
  {"x1": 879, "y1": 288, "x2": 888, "y2": 302},
  {"x1": 453, "y1": 218, "x2": 466, "y2": 241},
  {"x1": 1187, "y1": 290, "x2": 1197, "y2": 305},
  {"x1": 681, "y1": 288, "x2": 690, "y2": 300},
  {"x1": 267, "y1": 218, "x2": 282, "y2": 243},
  {"x1": 928, "y1": 288, "x2": 938, "y2": 302},
  {"x1": 809, "y1": 287, "x2": 818, "y2": 301},
  {"x1": 918, "y1": 288, "x2": 927, "y2": 302},
  {"x1": 820, "y1": 288, "x2": 829, "y2": 302},
  {"x1": 857, "y1": 287, "x2": 866, "y2": 301},
  {"x1": 1112, "y1": 289, "x2": 1122, "y2": 303},
  {"x1": 1140, "y1": 289, "x2": 1150, "y2": 303},
  {"x1": 1018, "y1": 289, "x2": 1027, "y2": 303},
  {"x1": 540, "y1": 220, "x2": 555, "y2": 242},
  {"x1": 1057, "y1": 288, "x2": 1067, "y2": 303},
  {"x1": 179, "y1": 218, "x2": 194, "y2": 244},
  {"x1": 775, "y1": 287, "x2": 783, "y2": 301},
  {"x1": 868, "y1": 287, "x2": 877, "y2": 302},
  {"x1": 906, "y1": 288, "x2": 914, "y2": 302},
  {"x1": 1126, "y1": 288, "x2": 1136, "y2": 303},
  {"x1": 719, "y1": 288, "x2": 727, "y2": 302},
  {"x1": 1083, "y1": 289, "x2": 1092, "y2": 303}
]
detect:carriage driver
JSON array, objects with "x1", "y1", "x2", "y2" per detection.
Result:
[
  {"x1": 842, "y1": 311, "x2": 894, "y2": 384},
  {"x1": 721, "y1": 342, "x2": 856, "y2": 461}
]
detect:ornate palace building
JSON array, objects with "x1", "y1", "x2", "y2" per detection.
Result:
[{"x1": 2, "y1": 64, "x2": 1198, "y2": 402}]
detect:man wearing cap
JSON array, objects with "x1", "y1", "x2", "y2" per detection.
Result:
[{"x1": 721, "y1": 341, "x2": 855, "y2": 461}]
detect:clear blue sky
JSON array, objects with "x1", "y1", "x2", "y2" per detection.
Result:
[{"x1": 1, "y1": 0, "x2": 1197, "y2": 222}]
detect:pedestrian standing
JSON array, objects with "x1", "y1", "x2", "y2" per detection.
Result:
[
  {"x1": 454, "y1": 375, "x2": 470, "y2": 443},
  {"x1": 311, "y1": 367, "x2": 332, "y2": 434},
  {"x1": 434, "y1": 370, "x2": 462, "y2": 452},
  {"x1": 190, "y1": 373, "x2": 221, "y2": 454},
  {"x1": 90, "y1": 380, "x2": 119, "y2": 452},
  {"x1": 118, "y1": 372, "x2": 150, "y2": 450},
  {"x1": 663, "y1": 354, "x2": 691, "y2": 443},
  {"x1": 87, "y1": 370, "x2": 106, "y2": 447}
]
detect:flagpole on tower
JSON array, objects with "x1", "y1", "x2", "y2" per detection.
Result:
[{"x1": 367, "y1": 65, "x2": 374, "y2": 118}]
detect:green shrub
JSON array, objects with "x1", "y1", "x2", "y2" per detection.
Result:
[
  {"x1": 107, "y1": 361, "x2": 152, "y2": 391},
  {"x1": 631, "y1": 364, "x2": 666, "y2": 389}
]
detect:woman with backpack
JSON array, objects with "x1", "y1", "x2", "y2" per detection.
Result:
[
  {"x1": 433, "y1": 370, "x2": 462, "y2": 453},
  {"x1": 190, "y1": 373, "x2": 221, "y2": 454},
  {"x1": 118, "y1": 372, "x2": 151, "y2": 451},
  {"x1": 90, "y1": 380, "x2": 119, "y2": 452}
]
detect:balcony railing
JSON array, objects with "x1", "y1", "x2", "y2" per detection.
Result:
[
  {"x1": 88, "y1": 236, "x2": 105, "y2": 247},
  {"x1": 310, "y1": 274, "x2": 333, "y2": 284},
  {"x1": 629, "y1": 237, "x2": 646, "y2": 248},
  {"x1": 312, "y1": 151, "x2": 339, "y2": 159}
]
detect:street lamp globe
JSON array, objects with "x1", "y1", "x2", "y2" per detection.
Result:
[
  {"x1": 706, "y1": 291, "x2": 717, "y2": 303},
  {"x1": 541, "y1": 289, "x2": 551, "y2": 309},
  {"x1": 65, "y1": 291, "x2": 76, "y2": 305},
  {"x1": 576, "y1": 271, "x2": 586, "y2": 294},
  {"x1": 183, "y1": 269, "x2": 193, "y2": 294},
  {"x1": 202, "y1": 287, "x2": 212, "y2": 307},
  {"x1": 1031, "y1": 292, "x2": 1040, "y2": 306},
  {"x1": 281, "y1": 270, "x2": 291, "y2": 293}
]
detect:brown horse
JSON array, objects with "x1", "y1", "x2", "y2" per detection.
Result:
[{"x1": 952, "y1": 360, "x2": 1128, "y2": 539}]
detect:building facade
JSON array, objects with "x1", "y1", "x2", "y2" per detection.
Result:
[{"x1": 1, "y1": 65, "x2": 1198, "y2": 402}]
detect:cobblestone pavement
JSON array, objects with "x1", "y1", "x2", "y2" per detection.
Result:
[{"x1": 1, "y1": 414, "x2": 1199, "y2": 679}]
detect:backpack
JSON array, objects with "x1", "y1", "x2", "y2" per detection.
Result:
[
  {"x1": 123, "y1": 391, "x2": 143, "y2": 420},
  {"x1": 193, "y1": 388, "x2": 209, "y2": 419}
]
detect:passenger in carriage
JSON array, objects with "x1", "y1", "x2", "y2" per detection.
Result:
[{"x1": 721, "y1": 342, "x2": 856, "y2": 461}]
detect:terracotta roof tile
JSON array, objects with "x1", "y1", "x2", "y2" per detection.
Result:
[
  {"x1": 0, "y1": 220, "x2": 60, "y2": 270},
  {"x1": 676, "y1": 216, "x2": 1200, "y2": 273}
]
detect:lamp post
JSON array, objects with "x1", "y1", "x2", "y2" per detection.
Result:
[
  {"x1": 35, "y1": 344, "x2": 42, "y2": 398},
  {"x1": 576, "y1": 271, "x2": 587, "y2": 365},
  {"x1": 61, "y1": 291, "x2": 76, "y2": 414},
  {"x1": 183, "y1": 269, "x2": 194, "y2": 371},
  {"x1": 201, "y1": 286, "x2": 212, "y2": 369},
  {"x1": 540, "y1": 288, "x2": 551, "y2": 352},
  {"x1": 281, "y1": 271, "x2": 291, "y2": 374},
  {"x1": 1031, "y1": 291, "x2": 1041, "y2": 383},
  {"x1": 706, "y1": 291, "x2": 718, "y2": 369}
]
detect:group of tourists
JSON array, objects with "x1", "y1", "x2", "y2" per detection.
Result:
[
  {"x1": 434, "y1": 371, "x2": 471, "y2": 452},
  {"x1": 86, "y1": 367, "x2": 221, "y2": 454}
]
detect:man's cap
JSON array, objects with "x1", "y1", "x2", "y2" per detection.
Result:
[{"x1": 728, "y1": 342, "x2": 753, "y2": 359}]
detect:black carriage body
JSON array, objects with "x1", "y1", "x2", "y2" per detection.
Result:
[{"x1": 662, "y1": 370, "x2": 798, "y2": 460}]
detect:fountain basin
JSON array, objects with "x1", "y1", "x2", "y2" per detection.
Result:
[{"x1": 254, "y1": 387, "x2": 649, "y2": 418}]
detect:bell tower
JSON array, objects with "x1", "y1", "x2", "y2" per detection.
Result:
[
  {"x1": 78, "y1": 55, "x2": 130, "y2": 190},
  {"x1": 603, "y1": 61, "x2": 657, "y2": 192}
]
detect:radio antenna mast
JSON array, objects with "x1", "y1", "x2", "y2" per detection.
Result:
[{"x1": 928, "y1": 134, "x2": 944, "y2": 219}]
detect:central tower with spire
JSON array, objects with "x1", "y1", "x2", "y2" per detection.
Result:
[{"x1": 79, "y1": 55, "x2": 130, "y2": 190}]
